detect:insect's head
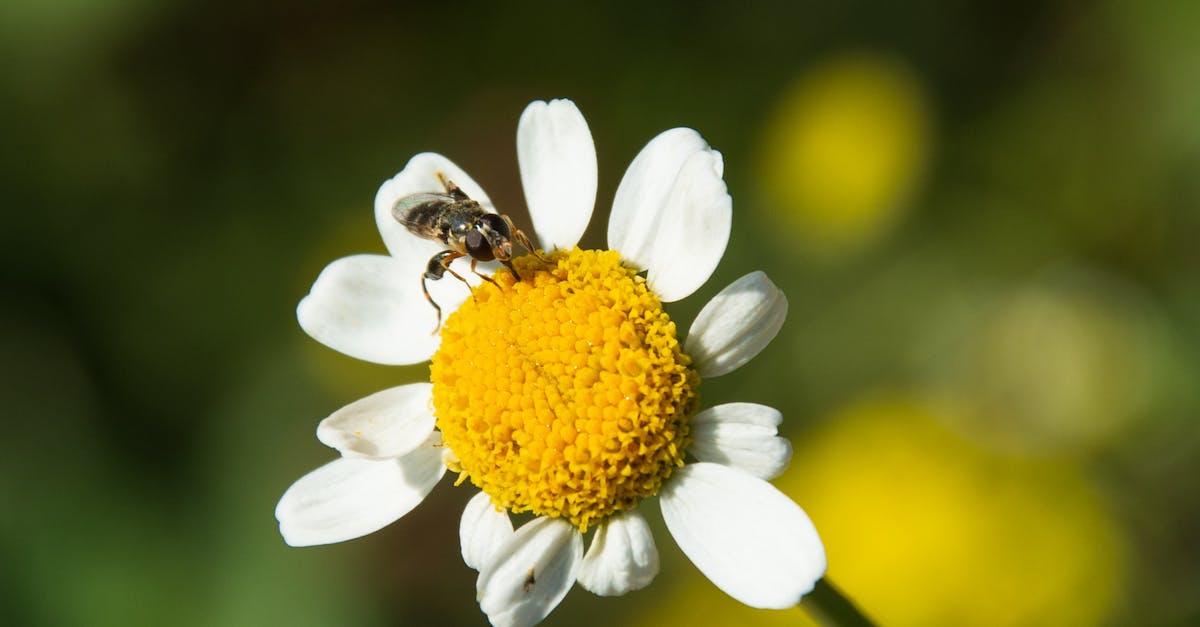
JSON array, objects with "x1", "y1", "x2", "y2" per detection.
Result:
[{"x1": 466, "y1": 213, "x2": 514, "y2": 263}]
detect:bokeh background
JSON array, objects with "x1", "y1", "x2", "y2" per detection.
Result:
[{"x1": 3, "y1": 1, "x2": 1198, "y2": 625}]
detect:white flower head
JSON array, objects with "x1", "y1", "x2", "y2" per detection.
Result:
[{"x1": 277, "y1": 99, "x2": 826, "y2": 626}]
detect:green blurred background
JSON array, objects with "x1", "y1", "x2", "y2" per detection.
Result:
[{"x1": 3, "y1": 1, "x2": 1198, "y2": 625}]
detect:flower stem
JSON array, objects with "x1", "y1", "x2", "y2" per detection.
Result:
[{"x1": 800, "y1": 578, "x2": 877, "y2": 627}]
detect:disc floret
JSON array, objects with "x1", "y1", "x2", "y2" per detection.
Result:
[{"x1": 431, "y1": 248, "x2": 699, "y2": 531}]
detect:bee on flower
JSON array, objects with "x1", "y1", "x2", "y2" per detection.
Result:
[{"x1": 276, "y1": 99, "x2": 826, "y2": 627}]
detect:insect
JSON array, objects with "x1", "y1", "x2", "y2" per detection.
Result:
[{"x1": 392, "y1": 172, "x2": 541, "y2": 331}]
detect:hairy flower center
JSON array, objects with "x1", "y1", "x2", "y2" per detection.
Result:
[{"x1": 430, "y1": 248, "x2": 698, "y2": 531}]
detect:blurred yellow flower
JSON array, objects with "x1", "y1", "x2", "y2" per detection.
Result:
[
  {"x1": 758, "y1": 53, "x2": 930, "y2": 256},
  {"x1": 926, "y1": 268, "x2": 1162, "y2": 455},
  {"x1": 637, "y1": 397, "x2": 1127, "y2": 627}
]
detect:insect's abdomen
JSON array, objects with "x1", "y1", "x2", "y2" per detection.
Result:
[
  {"x1": 400, "y1": 204, "x2": 447, "y2": 234},
  {"x1": 393, "y1": 194, "x2": 455, "y2": 243}
]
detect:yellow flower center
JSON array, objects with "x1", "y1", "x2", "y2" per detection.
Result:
[{"x1": 430, "y1": 248, "x2": 698, "y2": 531}]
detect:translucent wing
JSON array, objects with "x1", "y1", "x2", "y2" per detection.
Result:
[{"x1": 392, "y1": 192, "x2": 458, "y2": 235}]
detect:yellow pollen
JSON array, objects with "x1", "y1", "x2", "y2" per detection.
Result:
[{"x1": 430, "y1": 248, "x2": 699, "y2": 531}]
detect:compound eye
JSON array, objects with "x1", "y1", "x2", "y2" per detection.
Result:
[
  {"x1": 465, "y1": 229, "x2": 495, "y2": 260},
  {"x1": 479, "y1": 213, "x2": 511, "y2": 238}
]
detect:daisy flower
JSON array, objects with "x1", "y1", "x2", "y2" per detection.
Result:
[{"x1": 276, "y1": 99, "x2": 826, "y2": 627}]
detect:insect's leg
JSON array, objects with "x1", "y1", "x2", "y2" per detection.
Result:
[
  {"x1": 517, "y1": 228, "x2": 547, "y2": 261},
  {"x1": 494, "y1": 257, "x2": 520, "y2": 281},
  {"x1": 424, "y1": 251, "x2": 467, "y2": 333},
  {"x1": 502, "y1": 215, "x2": 547, "y2": 262},
  {"x1": 470, "y1": 258, "x2": 498, "y2": 286},
  {"x1": 436, "y1": 253, "x2": 471, "y2": 289},
  {"x1": 420, "y1": 274, "x2": 443, "y2": 333},
  {"x1": 436, "y1": 171, "x2": 471, "y2": 202}
]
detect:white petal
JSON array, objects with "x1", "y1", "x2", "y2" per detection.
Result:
[
  {"x1": 518, "y1": 99, "x2": 597, "y2": 251},
  {"x1": 316, "y1": 383, "x2": 435, "y2": 459},
  {"x1": 275, "y1": 432, "x2": 446, "y2": 547},
  {"x1": 477, "y1": 517, "x2": 582, "y2": 627},
  {"x1": 374, "y1": 152, "x2": 495, "y2": 268},
  {"x1": 684, "y1": 271, "x2": 787, "y2": 377},
  {"x1": 642, "y1": 149, "x2": 732, "y2": 301},
  {"x1": 689, "y1": 403, "x2": 793, "y2": 480},
  {"x1": 608, "y1": 128, "x2": 709, "y2": 270},
  {"x1": 577, "y1": 510, "x2": 659, "y2": 596},
  {"x1": 297, "y1": 254, "x2": 467, "y2": 365},
  {"x1": 660, "y1": 463, "x2": 825, "y2": 609},
  {"x1": 461, "y1": 491, "x2": 515, "y2": 571},
  {"x1": 608, "y1": 128, "x2": 731, "y2": 301}
]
